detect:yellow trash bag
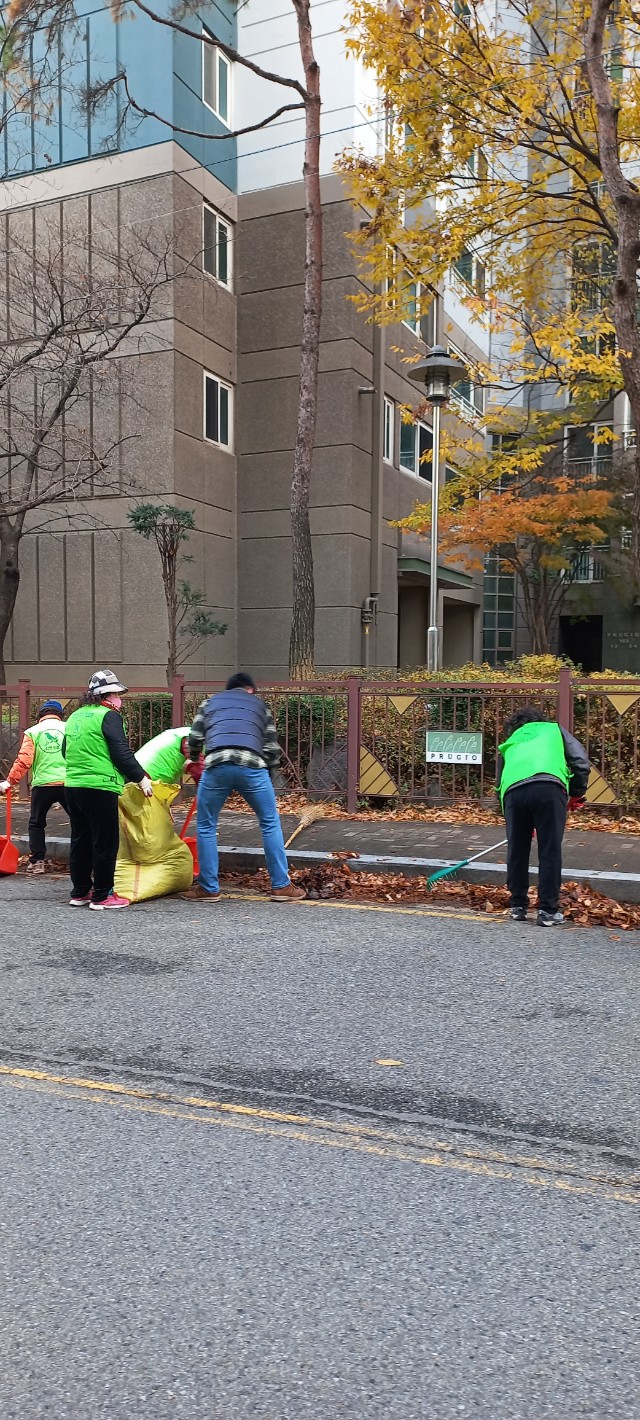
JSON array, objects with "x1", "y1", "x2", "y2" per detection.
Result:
[{"x1": 115, "y1": 782, "x2": 193, "y2": 902}]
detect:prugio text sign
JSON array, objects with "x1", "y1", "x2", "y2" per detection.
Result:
[{"x1": 425, "y1": 731, "x2": 483, "y2": 764}]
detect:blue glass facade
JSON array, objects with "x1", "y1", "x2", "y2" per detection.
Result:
[{"x1": 2, "y1": 0, "x2": 237, "y2": 189}]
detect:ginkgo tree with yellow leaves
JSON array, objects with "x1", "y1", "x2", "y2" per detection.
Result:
[{"x1": 339, "y1": 0, "x2": 640, "y2": 582}]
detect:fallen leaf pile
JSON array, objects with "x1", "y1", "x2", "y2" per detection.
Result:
[
  {"x1": 223, "y1": 792, "x2": 640, "y2": 835},
  {"x1": 14, "y1": 854, "x2": 639, "y2": 931},
  {"x1": 223, "y1": 864, "x2": 640, "y2": 931}
]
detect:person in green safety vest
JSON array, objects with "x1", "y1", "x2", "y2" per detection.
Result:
[
  {"x1": 497, "y1": 706, "x2": 589, "y2": 927},
  {"x1": 63, "y1": 669, "x2": 154, "y2": 911},
  {"x1": 0, "y1": 699, "x2": 68, "y2": 874},
  {"x1": 135, "y1": 727, "x2": 203, "y2": 787}
]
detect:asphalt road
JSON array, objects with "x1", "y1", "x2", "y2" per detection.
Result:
[{"x1": 1, "y1": 873, "x2": 639, "y2": 1419}]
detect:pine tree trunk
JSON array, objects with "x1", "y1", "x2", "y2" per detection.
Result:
[
  {"x1": 163, "y1": 567, "x2": 178, "y2": 690},
  {"x1": 0, "y1": 524, "x2": 20, "y2": 687},
  {"x1": 289, "y1": 1, "x2": 322, "y2": 681}
]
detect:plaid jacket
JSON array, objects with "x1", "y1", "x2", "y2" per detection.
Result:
[{"x1": 188, "y1": 698, "x2": 281, "y2": 772}]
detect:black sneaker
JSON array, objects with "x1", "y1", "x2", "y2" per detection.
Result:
[
  {"x1": 509, "y1": 907, "x2": 528, "y2": 921},
  {"x1": 537, "y1": 910, "x2": 564, "y2": 927}
]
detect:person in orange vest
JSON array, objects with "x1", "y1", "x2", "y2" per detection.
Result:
[{"x1": 0, "y1": 700, "x2": 68, "y2": 874}]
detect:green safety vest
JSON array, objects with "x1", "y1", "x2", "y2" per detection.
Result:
[
  {"x1": 136, "y1": 727, "x2": 188, "y2": 784},
  {"x1": 64, "y1": 705, "x2": 126, "y2": 795},
  {"x1": 498, "y1": 721, "x2": 569, "y2": 807},
  {"x1": 27, "y1": 718, "x2": 66, "y2": 786}
]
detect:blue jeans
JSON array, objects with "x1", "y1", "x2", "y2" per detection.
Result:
[{"x1": 196, "y1": 762, "x2": 291, "y2": 894}]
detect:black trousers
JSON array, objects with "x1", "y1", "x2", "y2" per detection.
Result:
[
  {"x1": 28, "y1": 785, "x2": 68, "y2": 862},
  {"x1": 504, "y1": 780, "x2": 567, "y2": 914},
  {"x1": 66, "y1": 787, "x2": 120, "y2": 903}
]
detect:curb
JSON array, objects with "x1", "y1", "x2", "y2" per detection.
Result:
[{"x1": 24, "y1": 835, "x2": 640, "y2": 905}]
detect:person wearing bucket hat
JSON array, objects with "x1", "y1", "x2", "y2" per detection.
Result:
[
  {"x1": 63, "y1": 670, "x2": 153, "y2": 910},
  {"x1": 0, "y1": 700, "x2": 68, "y2": 874}
]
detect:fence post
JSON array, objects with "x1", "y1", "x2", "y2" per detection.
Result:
[
  {"x1": 346, "y1": 676, "x2": 361, "y2": 814},
  {"x1": 17, "y1": 680, "x2": 31, "y2": 801},
  {"x1": 557, "y1": 666, "x2": 573, "y2": 731},
  {"x1": 171, "y1": 675, "x2": 185, "y2": 726}
]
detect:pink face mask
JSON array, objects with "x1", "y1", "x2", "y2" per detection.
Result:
[{"x1": 104, "y1": 694, "x2": 123, "y2": 711}]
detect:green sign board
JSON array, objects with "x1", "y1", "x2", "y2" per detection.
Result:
[{"x1": 425, "y1": 731, "x2": 483, "y2": 765}]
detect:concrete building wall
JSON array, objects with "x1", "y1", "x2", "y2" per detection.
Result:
[
  {"x1": 2, "y1": 148, "x2": 239, "y2": 686},
  {"x1": 236, "y1": 0, "x2": 379, "y2": 194},
  {"x1": 236, "y1": 176, "x2": 486, "y2": 679}
]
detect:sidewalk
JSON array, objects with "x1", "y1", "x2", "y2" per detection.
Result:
[{"x1": 7, "y1": 800, "x2": 640, "y2": 903}]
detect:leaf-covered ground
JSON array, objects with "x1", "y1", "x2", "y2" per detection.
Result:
[
  {"x1": 16, "y1": 857, "x2": 640, "y2": 932},
  {"x1": 225, "y1": 863, "x2": 640, "y2": 933},
  {"x1": 264, "y1": 793, "x2": 640, "y2": 834}
]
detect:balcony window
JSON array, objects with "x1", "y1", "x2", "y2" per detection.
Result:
[{"x1": 400, "y1": 419, "x2": 433, "y2": 477}]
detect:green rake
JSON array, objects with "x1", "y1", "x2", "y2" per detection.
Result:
[{"x1": 426, "y1": 837, "x2": 509, "y2": 890}]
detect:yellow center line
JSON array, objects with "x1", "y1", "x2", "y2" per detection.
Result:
[
  {"x1": 1, "y1": 1065, "x2": 638, "y2": 1207},
  {"x1": 222, "y1": 892, "x2": 498, "y2": 924}
]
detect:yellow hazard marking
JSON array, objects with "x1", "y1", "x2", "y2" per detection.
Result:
[
  {"x1": 389, "y1": 696, "x2": 418, "y2": 716},
  {"x1": 0, "y1": 1066, "x2": 638, "y2": 1208},
  {"x1": 585, "y1": 765, "x2": 617, "y2": 807},
  {"x1": 358, "y1": 747, "x2": 398, "y2": 798},
  {"x1": 606, "y1": 693, "x2": 640, "y2": 716}
]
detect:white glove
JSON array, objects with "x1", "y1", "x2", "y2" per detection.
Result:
[
  {"x1": 139, "y1": 775, "x2": 154, "y2": 798},
  {"x1": 0, "y1": 780, "x2": 10, "y2": 794}
]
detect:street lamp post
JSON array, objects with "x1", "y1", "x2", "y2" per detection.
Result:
[{"x1": 409, "y1": 344, "x2": 469, "y2": 671}]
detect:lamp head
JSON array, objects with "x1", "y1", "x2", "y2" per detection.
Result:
[{"x1": 408, "y1": 344, "x2": 469, "y2": 405}]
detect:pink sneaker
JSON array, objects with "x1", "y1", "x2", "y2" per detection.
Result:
[
  {"x1": 89, "y1": 893, "x2": 130, "y2": 911},
  {"x1": 69, "y1": 893, "x2": 93, "y2": 907}
]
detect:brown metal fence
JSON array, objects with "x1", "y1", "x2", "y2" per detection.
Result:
[
  {"x1": 3, "y1": 669, "x2": 640, "y2": 811},
  {"x1": 184, "y1": 680, "x2": 354, "y2": 799},
  {"x1": 571, "y1": 680, "x2": 640, "y2": 809},
  {"x1": 0, "y1": 682, "x2": 180, "y2": 794},
  {"x1": 358, "y1": 680, "x2": 561, "y2": 806}
]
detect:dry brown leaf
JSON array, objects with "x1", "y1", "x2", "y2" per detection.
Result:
[{"x1": 219, "y1": 866, "x2": 640, "y2": 932}]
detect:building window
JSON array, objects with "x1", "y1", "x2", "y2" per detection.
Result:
[
  {"x1": 483, "y1": 552, "x2": 515, "y2": 666},
  {"x1": 399, "y1": 418, "x2": 433, "y2": 477},
  {"x1": 449, "y1": 345, "x2": 484, "y2": 421},
  {"x1": 383, "y1": 397, "x2": 395, "y2": 463},
  {"x1": 204, "y1": 372, "x2": 231, "y2": 448},
  {"x1": 466, "y1": 147, "x2": 489, "y2": 181},
  {"x1": 571, "y1": 239, "x2": 615, "y2": 311},
  {"x1": 421, "y1": 294, "x2": 437, "y2": 347},
  {"x1": 451, "y1": 247, "x2": 486, "y2": 299},
  {"x1": 454, "y1": 0, "x2": 472, "y2": 25},
  {"x1": 565, "y1": 422, "x2": 613, "y2": 480},
  {"x1": 403, "y1": 279, "x2": 423, "y2": 335},
  {"x1": 202, "y1": 31, "x2": 231, "y2": 125},
  {"x1": 203, "y1": 203, "x2": 231, "y2": 287}
]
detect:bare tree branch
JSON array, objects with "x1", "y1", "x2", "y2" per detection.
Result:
[{"x1": 116, "y1": 69, "x2": 305, "y2": 142}]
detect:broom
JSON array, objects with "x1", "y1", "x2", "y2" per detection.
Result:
[
  {"x1": 284, "y1": 803, "x2": 329, "y2": 849},
  {"x1": 426, "y1": 837, "x2": 508, "y2": 890}
]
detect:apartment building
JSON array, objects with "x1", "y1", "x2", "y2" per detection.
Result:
[{"x1": 1, "y1": 0, "x2": 490, "y2": 685}]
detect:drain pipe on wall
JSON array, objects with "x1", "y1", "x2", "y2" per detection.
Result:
[
  {"x1": 358, "y1": 223, "x2": 385, "y2": 668},
  {"x1": 363, "y1": 309, "x2": 385, "y2": 668}
]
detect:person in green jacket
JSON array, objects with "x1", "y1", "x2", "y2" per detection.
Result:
[
  {"x1": 0, "y1": 700, "x2": 68, "y2": 873},
  {"x1": 64, "y1": 669, "x2": 153, "y2": 911},
  {"x1": 497, "y1": 706, "x2": 590, "y2": 927},
  {"x1": 135, "y1": 727, "x2": 203, "y2": 787}
]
